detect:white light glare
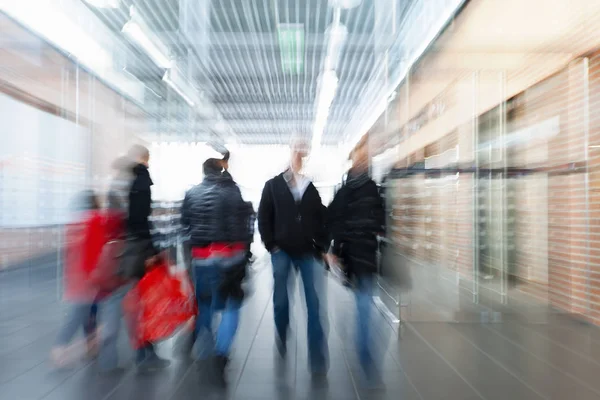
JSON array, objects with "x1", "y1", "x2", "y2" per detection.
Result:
[
  {"x1": 122, "y1": 9, "x2": 172, "y2": 69},
  {"x1": 163, "y1": 70, "x2": 196, "y2": 107},
  {"x1": 84, "y1": 0, "x2": 120, "y2": 8},
  {"x1": 0, "y1": 1, "x2": 111, "y2": 71},
  {"x1": 324, "y1": 24, "x2": 348, "y2": 70},
  {"x1": 349, "y1": 0, "x2": 465, "y2": 151},
  {"x1": 312, "y1": 71, "x2": 339, "y2": 149},
  {"x1": 329, "y1": 0, "x2": 362, "y2": 10}
]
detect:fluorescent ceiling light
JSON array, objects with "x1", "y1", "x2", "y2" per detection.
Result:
[
  {"x1": 312, "y1": 71, "x2": 339, "y2": 149},
  {"x1": 0, "y1": 1, "x2": 110, "y2": 70},
  {"x1": 330, "y1": 0, "x2": 362, "y2": 9},
  {"x1": 162, "y1": 68, "x2": 197, "y2": 107},
  {"x1": 83, "y1": 0, "x2": 120, "y2": 8},
  {"x1": 123, "y1": 7, "x2": 172, "y2": 69},
  {"x1": 324, "y1": 24, "x2": 347, "y2": 70}
]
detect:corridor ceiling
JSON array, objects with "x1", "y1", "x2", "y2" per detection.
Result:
[{"x1": 84, "y1": 0, "x2": 416, "y2": 145}]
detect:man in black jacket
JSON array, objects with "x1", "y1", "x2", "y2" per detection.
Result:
[
  {"x1": 326, "y1": 135, "x2": 385, "y2": 383},
  {"x1": 258, "y1": 139, "x2": 328, "y2": 374},
  {"x1": 181, "y1": 157, "x2": 254, "y2": 385}
]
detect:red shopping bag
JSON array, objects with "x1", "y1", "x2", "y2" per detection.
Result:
[{"x1": 123, "y1": 263, "x2": 196, "y2": 349}]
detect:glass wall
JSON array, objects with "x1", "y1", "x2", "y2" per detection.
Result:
[
  {"x1": 0, "y1": 13, "x2": 146, "y2": 304},
  {"x1": 370, "y1": 45, "x2": 600, "y2": 325}
]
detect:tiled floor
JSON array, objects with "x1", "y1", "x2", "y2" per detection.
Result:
[{"x1": 3, "y1": 255, "x2": 600, "y2": 399}]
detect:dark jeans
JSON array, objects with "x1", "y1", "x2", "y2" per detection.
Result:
[
  {"x1": 192, "y1": 254, "x2": 245, "y2": 360},
  {"x1": 271, "y1": 250, "x2": 327, "y2": 371},
  {"x1": 355, "y1": 274, "x2": 374, "y2": 370}
]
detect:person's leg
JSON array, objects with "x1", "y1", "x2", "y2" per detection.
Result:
[
  {"x1": 83, "y1": 303, "x2": 98, "y2": 337},
  {"x1": 355, "y1": 274, "x2": 375, "y2": 373},
  {"x1": 97, "y1": 284, "x2": 130, "y2": 372},
  {"x1": 136, "y1": 342, "x2": 170, "y2": 371},
  {"x1": 83, "y1": 303, "x2": 99, "y2": 359},
  {"x1": 215, "y1": 297, "x2": 241, "y2": 357},
  {"x1": 296, "y1": 256, "x2": 327, "y2": 373},
  {"x1": 52, "y1": 303, "x2": 92, "y2": 366},
  {"x1": 272, "y1": 251, "x2": 292, "y2": 356},
  {"x1": 55, "y1": 303, "x2": 91, "y2": 347},
  {"x1": 193, "y1": 258, "x2": 218, "y2": 361}
]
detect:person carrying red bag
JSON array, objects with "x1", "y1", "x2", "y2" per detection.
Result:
[{"x1": 96, "y1": 146, "x2": 171, "y2": 373}]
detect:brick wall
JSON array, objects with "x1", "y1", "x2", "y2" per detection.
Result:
[{"x1": 373, "y1": 50, "x2": 600, "y2": 325}]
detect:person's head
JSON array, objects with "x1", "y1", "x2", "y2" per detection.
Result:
[
  {"x1": 203, "y1": 158, "x2": 222, "y2": 177},
  {"x1": 289, "y1": 137, "x2": 310, "y2": 174},
  {"x1": 111, "y1": 155, "x2": 134, "y2": 176},
  {"x1": 350, "y1": 134, "x2": 369, "y2": 171},
  {"x1": 74, "y1": 190, "x2": 100, "y2": 212},
  {"x1": 127, "y1": 144, "x2": 150, "y2": 167}
]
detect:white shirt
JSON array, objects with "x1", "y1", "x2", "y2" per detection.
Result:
[{"x1": 283, "y1": 169, "x2": 310, "y2": 202}]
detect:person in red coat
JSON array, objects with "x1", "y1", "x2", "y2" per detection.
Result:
[{"x1": 50, "y1": 191, "x2": 106, "y2": 367}]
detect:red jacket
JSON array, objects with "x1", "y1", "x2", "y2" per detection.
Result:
[{"x1": 63, "y1": 210, "x2": 125, "y2": 302}]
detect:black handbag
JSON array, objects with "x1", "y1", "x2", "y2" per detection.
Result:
[{"x1": 118, "y1": 237, "x2": 153, "y2": 279}]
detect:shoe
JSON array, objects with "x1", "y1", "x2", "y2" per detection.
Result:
[
  {"x1": 137, "y1": 353, "x2": 171, "y2": 372},
  {"x1": 275, "y1": 336, "x2": 287, "y2": 359},
  {"x1": 211, "y1": 355, "x2": 229, "y2": 387},
  {"x1": 85, "y1": 337, "x2": 99, "y2": 360},
  {"x1": 50, "y1": 347, "x2": 68, "y2": 368}
]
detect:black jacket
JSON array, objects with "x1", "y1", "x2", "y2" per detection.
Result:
[
  {"x1": 258, "y1": 172, "x2": 328, "y2": 257},
  {"x1": 181, "y1": 172, "x2": 254, "y2": 247},
  {"x1": 327, "y1": 170, "x2": 385, "y2": 276},
  {"x1": 127, "y1": 163, "x2": 154, "y2": 242}
]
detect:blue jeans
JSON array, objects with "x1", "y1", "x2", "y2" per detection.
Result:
[
  {"x1": 97, "y1": 283, "x2": 132, "y2": 371},
  {"x1": 55, "y1": 303, "x2": 96, "y2": 346},
  {"x1": 271, "y1": 251, "x2": 327, "y2": 370},
  {"x1": 355, "y1": 275, "x2": 375, "y2": 372},
  {"x1": 192, "y1": 255, "x2": 244, "y2": 360}
]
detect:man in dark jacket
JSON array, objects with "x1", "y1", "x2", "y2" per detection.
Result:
[
  {"x1": 124, "y1": 145, "x2": 169, "y2": 370},
  {"x1": 326, "y1": 135, "x2": 385, "y2": 382},
  {"x1": 181, "y1": 157, "x2": 254, "y2": 385},
  {"x1": 258, "y1": 138, "x2": 329, "y2": 374}
]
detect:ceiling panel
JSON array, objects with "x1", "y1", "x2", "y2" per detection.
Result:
[{"x1": 83, "y1": 0, "x2": 418, "y2": 144}]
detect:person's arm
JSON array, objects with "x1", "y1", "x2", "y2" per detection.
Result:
[
  {"x1": 313, "y1": 189, "x2": 330, "y2": 255},
  {"x1": 257, "y1": 181, "x2": 276, "y2": 252},
  {"x1": 180, "y1": 191, "x2": 191, "y2": 234},
  {"x1": 372, "y1": 182, "x2": 386, "y2": 236},
  {"x1": 245, "y1": 201, "x2": 256, "y2": 244},
  {"x1": 326, "y1": 187, "x2": 345, "y2": 257}
]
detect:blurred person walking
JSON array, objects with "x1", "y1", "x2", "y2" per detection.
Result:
[
  {"x1": 107, "y1": 155, "x2": 133, "y2": 212},
  {"x1": 97, "y1": 145, "x2": 169, "y2": 373},
  {"x1": 181, "y1": 154, "x2": 254, "y2": 385},
  {"x1": 257, "y1": 138, "x2": 329, "y2": 375},
  {"x1": 326, "y1": 135, "x2": 385, "y2": 384},
  {"x1": 50, "y1": 191, "x2": 104, "y2": 367}
]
